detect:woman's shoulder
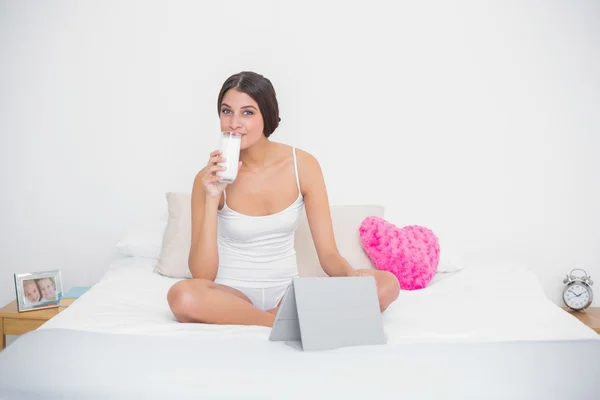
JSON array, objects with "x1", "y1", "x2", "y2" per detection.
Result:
[
  {"x1": 274, "y1": 142, "x2": 320, "y2": 167},
  {"x1": 294, "y1": 147, "x2": 321, "y2": 173},
  {"x1": 279, "y1": 145, "x2": 324, "y2": 193}
]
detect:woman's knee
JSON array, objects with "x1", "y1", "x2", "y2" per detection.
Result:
[
  {"x1": 355, "y1": 269, "x2": 400, "y2": 312},
  {"x1": 167, "y1": 279, "x2": 211, "y2": 323},
  {"x1": 376, "y1": 271, "x2": 400, "y2": 312}
]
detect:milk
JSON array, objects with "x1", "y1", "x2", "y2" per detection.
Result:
[{"x1": 216, "y1": 131, "x2": 242, "y2": 184}]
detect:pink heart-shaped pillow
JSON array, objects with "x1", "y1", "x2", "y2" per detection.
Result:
[{"x1": 359, "y1": 216, "x2": 440, "y2": 290}]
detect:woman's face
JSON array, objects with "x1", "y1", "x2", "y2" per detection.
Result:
[
  {"x1": 37, "y1": 278, "x2": 56, "y2": 300},
  {"x1": 219, "y1": 89, "x2": 265, "y2": 150},
  {"x1": 24, "y1": 281, "x2": 41, "y2": 303}
]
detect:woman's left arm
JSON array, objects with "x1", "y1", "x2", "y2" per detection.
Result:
[
  {"x1": 297, "y1": 149, "x2": 401, "y2": 312},
  {"x1": 297, "y1": 150, "x2": 359, "y2": 277}
]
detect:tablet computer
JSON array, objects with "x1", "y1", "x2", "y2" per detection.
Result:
[{"x1": 269, "y1": 276, "x2": 387, "y2": 351}]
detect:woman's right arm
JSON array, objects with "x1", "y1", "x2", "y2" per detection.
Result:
[
  {"x1": 188, "y1": 169, "x2": 221, "y2": 280},
  {"x1": 188, "y1": 150, "x2": 229, "y2": 280}
]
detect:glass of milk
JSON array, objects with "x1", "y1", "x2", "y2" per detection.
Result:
[{"x1": 216, "y1": 131, "x2": 242, "y2": 184}]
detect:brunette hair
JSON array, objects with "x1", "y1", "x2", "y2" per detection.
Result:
[{"x1": 217, "y1": 71, "x2": 280, "y2": 138}]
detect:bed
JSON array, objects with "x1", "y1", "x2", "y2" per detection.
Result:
[
  {"x1": 0, "y1": 256, "x2": 599, "y2": 399},
  {"x1": 1, "y1": 201, "x2": 599, "y2": 399}
]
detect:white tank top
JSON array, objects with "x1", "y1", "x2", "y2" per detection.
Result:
[{"x1": 215, "y1": 147, "x2": 305, "y2": 288}]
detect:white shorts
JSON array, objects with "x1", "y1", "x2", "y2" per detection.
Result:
[{"x1": 215, "y1": 281, "x2": 290, "y2": 311}]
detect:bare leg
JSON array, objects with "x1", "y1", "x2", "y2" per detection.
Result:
[
  {"x1": 266, "y1": 299, "x2": 283, "y2": 316},
  {"x1": 356, "y1": 269, "x2": 400, "y2": 312},
  {"x1": 167, "y1": 279, "x2": 275, "y2": 327}
]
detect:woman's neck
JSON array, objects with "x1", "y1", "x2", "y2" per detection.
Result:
[{"x1": 240, "y1": 137, "x2": 273, "y2": 169}]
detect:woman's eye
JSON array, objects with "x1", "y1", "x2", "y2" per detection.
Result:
[{"x1": 221, "y1": 109, "x2": 253, "y2": 116}]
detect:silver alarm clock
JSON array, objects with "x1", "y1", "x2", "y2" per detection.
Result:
[{"x1": 562, "y1": 269, "x2": 594, "y2": 311}]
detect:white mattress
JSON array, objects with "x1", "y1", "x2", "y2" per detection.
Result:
[
  {"x1": 40, "y1": 256, "x2": 599, "y2": 344},
  {"x1": 4, "y1": 257, "x2": 598, "y2": 399}
]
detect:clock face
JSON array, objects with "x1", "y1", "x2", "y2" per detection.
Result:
[{"x1": 563, "y1": 283, "x2": 591, "y2": 309}]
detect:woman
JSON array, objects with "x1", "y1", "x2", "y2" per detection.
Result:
[{"x1": 167, "y1": 71, "x2": 400, "y2": 327}]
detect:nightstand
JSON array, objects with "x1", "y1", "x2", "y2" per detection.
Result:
[
  {"x1": 0, "y1": 301, "x2": 65, "y2": 351},
  {"x1": 562, "y1": 307, "x2": 600, "y2": 334}
]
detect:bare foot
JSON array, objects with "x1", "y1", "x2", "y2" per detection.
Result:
[{"x1": 266, "y1": 307, "x2": 279, "y2": 316}]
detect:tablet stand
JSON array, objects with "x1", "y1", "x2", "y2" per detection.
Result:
[{"x1": 268, "y1": 276, "x2": 387, "y2": 351}]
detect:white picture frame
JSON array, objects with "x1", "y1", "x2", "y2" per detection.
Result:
[{"x1": 14, "y1": 270, "x2": 63, "y2": 312}]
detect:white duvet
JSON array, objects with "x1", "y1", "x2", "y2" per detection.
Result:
[{"x1": 40, "y1": 256, "x2": 599, "y2": 344}]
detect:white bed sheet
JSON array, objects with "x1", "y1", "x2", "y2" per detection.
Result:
[{"x1": 40, "y1": 256, "x2": 599, "y2": 344}]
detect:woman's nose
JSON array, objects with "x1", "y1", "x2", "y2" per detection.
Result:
[{"x1": 228, "y1": 113, "x2": 242, "y2": 130}]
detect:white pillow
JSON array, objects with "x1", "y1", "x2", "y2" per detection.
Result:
[
  {"x1": 429, "y1": 229, "x2": 467, "y2": 273},
  {"x1": 154, "y1": 192, "x2": 193, "y2": 278},
  {"x1": 152, "y1": 193, "x2": 387, "y2": 279},
  {"x1": 116, "y1": 218, "x2": 167, "y2": 259},
  {"x1": 151, "y1": 192, "x2": 466, "y2": 279},
  {"x1": 298, "y1": 209, "x2": 467, "y2": 275},
  {"x1": 295, "y1": 204, "x2": 385, "y2": 277},
  {"x1": 437, "y1": 245, "x2": 467, "y2": 273}
]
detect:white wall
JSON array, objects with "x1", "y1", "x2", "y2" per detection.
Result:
[{"x1": 1, "y1": 0, "x2": 599, "y2": 307}]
